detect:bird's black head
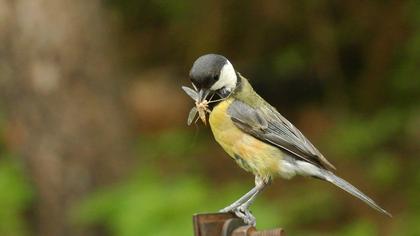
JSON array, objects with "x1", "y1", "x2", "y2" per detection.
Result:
[{"x1": 189, "y1": 54, "x2": 237, "y2": 101}]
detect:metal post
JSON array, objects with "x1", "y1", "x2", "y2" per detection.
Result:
[{"x1": 193, "y1": 213, "x2": 286, "y2": 236}]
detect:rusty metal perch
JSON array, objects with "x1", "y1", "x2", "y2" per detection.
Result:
[{"x1": 193, "y1": 213, "x2": 285, "y2": 236}]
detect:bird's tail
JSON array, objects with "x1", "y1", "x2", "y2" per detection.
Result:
[{"x1": 319, "y1": 169, "x2": 392, "y2": 217}]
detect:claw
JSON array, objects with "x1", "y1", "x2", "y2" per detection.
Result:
[{"x1": 233, "y1": 206, "x2": 256, "y2": 226}]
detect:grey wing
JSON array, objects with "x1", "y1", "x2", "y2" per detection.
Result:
[{"x1": 228, "y1": 100, "x2": 335, "y2": 170}]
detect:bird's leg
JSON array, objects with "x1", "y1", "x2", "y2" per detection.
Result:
[
  {"x1": 233, "y1": 176, "x2": 269, "y2": 226},
  {"x1": 219, "y1": 186, "x2": 259, "y2": 213}
]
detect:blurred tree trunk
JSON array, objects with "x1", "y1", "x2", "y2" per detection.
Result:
[{"x1": 0, "y1": 0, "x2": 134, "y2": 235}]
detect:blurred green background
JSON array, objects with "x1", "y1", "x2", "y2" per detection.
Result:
[{"x1": 0, "y1": 0, "x2": 419, "y2": 235}]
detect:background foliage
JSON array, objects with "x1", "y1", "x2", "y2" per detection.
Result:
[{"x1": 0, "y1": 0, "x2": 419, "y2": 235}]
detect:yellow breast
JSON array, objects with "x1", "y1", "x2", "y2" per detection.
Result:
[{"x1": 209, "y1": 99, "x2": 284, "y2": 180}]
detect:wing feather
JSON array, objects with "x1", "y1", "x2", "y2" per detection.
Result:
[{"x1": 228, "y1": 100, "x2": 335, "y2": 170}]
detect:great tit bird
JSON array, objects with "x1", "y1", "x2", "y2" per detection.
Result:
[{"x1": 187, "y1": 54, "x2": 391, "y2": 226}]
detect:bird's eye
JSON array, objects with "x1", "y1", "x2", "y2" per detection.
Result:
[{"x1": 212, "y1": 75, "x2": 219, "y2": 81}]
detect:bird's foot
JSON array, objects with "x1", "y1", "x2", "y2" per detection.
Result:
[
  {"x1": 233, "y1": 206, "x2": 256, "y2": 226},
  {"x1": 219, "y1": 205, "x2": 256, "y2": 226}
]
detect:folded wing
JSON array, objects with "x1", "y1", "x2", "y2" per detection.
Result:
[{"x1": 228, "y1": 100, "x2": 335, "y2": 170}]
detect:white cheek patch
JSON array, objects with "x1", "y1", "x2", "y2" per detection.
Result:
[{"x1": 210, "y1": 60, "x2": 237, "y2": 91}]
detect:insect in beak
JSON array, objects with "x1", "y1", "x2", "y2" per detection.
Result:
[{"x1": 182, "y1": 85, "x2": 212, "y2": 126}]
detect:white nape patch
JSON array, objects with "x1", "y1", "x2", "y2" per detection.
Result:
[
  {"x1": 279, "y1": 159, "x2": 322, "y2": 179},
  {"x1": 210, "y1": 60, "x2": 237, "y2": 91}
]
